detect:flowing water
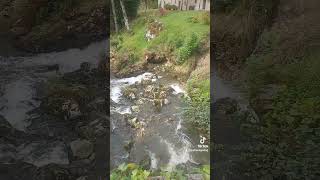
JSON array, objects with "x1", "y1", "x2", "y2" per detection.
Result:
[
  {"x1": 0, "y1": 40, "x2": 107, "y2": 167},
  {"x1": 110, "y1": 72, "x2": 210, "y2": 170}
]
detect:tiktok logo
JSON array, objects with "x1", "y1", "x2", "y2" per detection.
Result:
[{"x1": 200, "y1": 135, "x2": 206, "y2": 144}]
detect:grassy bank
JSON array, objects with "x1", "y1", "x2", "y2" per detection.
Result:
[
  {"x1": 185, "y1": 53, "x2": 210, "y2": 134},
  {"x1": 111, "y1": 9, "x2": 210, "y2": 133},
  {"x1": 111, "y1": 10, "x2": 209, "y2": 78},
  {"x1": 213, "y1": 0, "x2": 320, "y2": 178}
]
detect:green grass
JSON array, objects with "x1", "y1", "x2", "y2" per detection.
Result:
[
  {"x1": 113, "y1": 11, "x2": 210, "y2": 64},
  {"x1": 242, "y1": 28, "x2": 320, "y2": 179},
  {"x1": 111, "y1": 163, "x2": 210, "y2": 180},
  {"x1": 185, "y1": 77, "x2": 210, "y2": 133}
]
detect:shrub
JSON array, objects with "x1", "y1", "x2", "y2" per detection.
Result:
[
  {"x1": 177, "y1": 33, "x2": 199, "y2": 64},
  {"x1": 111, "y1": 163, "x2": 210, "y2": 180},
  {"x1": 111, "y1": 163, "x2": 150, "y2": 180},
  {"x1": 188, "y1": 12, "x2": 210, "y2": 25},
  {"x1": 164, "y1": 4, "x2": 178, "y2": 10},
  {"x1": 185, "y1": 78, "x2": 210, "y2": 133}
]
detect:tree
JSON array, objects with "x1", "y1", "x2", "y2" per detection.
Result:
[
  {"x1": 111, "y1": 0, "x2": 119, "y2": 32},
  {"x1": 119, "y1": 0, "x2": 130, "y2": 30},
  {"x1": 110, "y1": 0, "x2": 140, "y2": 33}
]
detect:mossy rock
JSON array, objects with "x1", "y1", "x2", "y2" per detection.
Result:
[{"x1": 41, "y1": 79, "x2": 94, "y2": 117}]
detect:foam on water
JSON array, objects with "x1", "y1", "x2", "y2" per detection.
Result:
[
  {"x1": 176, "y1": 117, "x2": 182, "y2": 134},
  {"x1": 147, "y1": 150, "x2": 158, "y2": 169},
  {"x1": 162, "y1": 139, "x2": 191, "y2": 171},
  {"x1": 170, "y1": 84, "x2": 186, "y2": 95},
  {"x1": 161, "y1": 116, "x2": 194, "y2": 171},
  {"x1": 111, "y1": 72, "x2": 154, "y2": 103},
  {"x1": 111, "y1": 106, "x2": 132, "y2": 115}
]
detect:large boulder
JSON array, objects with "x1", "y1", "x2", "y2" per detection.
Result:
[
  {"x1": 70, "y1": 139, "x2": 93, "y2": 159},
  {"x1": 0, "y1": 115, "x2": 14, "y2": 137},
  {"x1": 34, "y1": 164, "x2": 73, "y2": 180},
  {"x1": 0, "y1": 161, "x2": 37, "y2": 180}
]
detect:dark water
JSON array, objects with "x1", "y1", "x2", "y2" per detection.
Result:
[{"x1": 0, "y1": 40, "x2": 107, "y2": 167}]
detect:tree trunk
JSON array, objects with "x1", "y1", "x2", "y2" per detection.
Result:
[
  {"x1": 186, "y1": 0, "x2": 189, "y2": 10},
  {"x1": 111, "y1": 0, "x2": 118, "y2": 32},
  {"x1": 119, "y1": 0, "x2": 130, "y2": 31},
  {"x1": 145, "y1": 0, "x2": 148, "y2": 13}
]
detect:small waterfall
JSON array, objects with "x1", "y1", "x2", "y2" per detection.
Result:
[
  {"x1": 163, "y1": 116, "x2": 194, "y2": 171},
  {"x1": 176, "y1": 117, "x2": 182, "y2": 133},
  {"x1": 146, "y1": 149, "x2": 158, "y2": 170}
]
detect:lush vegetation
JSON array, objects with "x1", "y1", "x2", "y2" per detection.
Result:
[
  {"x1": 111, "y1": 10, "x2": 209, "y2": 75},
  {"x1": 212, "y1": 0, "x2": 320, "y2": 179},
  {"x1": 111, "y1": 163, "x2": 210, "y2": 180},
  {"x1": 185, "y1": 75, "x2": 210, "y2": 134},
  {"x1": 241, "y1": 30, "x2": 320, "y2": 178}
]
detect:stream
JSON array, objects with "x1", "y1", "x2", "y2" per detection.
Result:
[
  {"x1": 110, "y1": 72, "x2": 210, "y2": 171},
  {"x1": 0, "y1": 40, "x2": 107, "y2": 171}
]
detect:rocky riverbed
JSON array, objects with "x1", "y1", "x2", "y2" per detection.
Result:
[
  {"x1": 0, "y1": 40, "x2": 108, "y2": 180},
  {"x1": 110, "y1": 69, "x2": 210, "y2": 172}
]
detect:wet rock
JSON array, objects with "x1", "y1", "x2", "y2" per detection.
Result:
[
  {"x1": 153, "y1": 98, "x2": 162, "y2": 112},
  {"x1": 128, "y1": 92, "x2": 136, "y2": 100},
  {"x1": 0, "y1": 115, "x2": 14, "y2": 137},
  {"x1": 123, "y1": 87, "x2": 138, "y2": 100},
  {"x1": 0, "y1": 144, "x2": 17, "y2": 163},
  {"x1": 80, "y1": 62, "x2": 91, "y2": 72},
  {"x1": 144, "y1": 85, "x2": 154, "y2": 98},
  {"x1": 62, "y1": 99, "x2": 82, "y2": 120},
  {"x1": 17, "y1": 140, "x2": 69, "y2": 167},
  {"x1": 35, "y1": 164, "x2": 72, "y2": 180},
  {"x1": 128, "y1": 117, "x2": 138, "y2": 128},
  {"x1": 136, "y1": 99, "x2": 144, "y2": 105},
  {"x1": 78, "y1": 117, "x2": 107, "y2": 139},
  {"x1": 0, "y1": 161, "x2": 37, "y2": 180},
  {"x1": 70, "y1": 139, "x2": 93, "y2": 159},
  {"x1": 131, "y1": 106, "x2": 140, "y2": 113},
  {"x1": 41, "y1": 82, "x2": 91, "y2": 119},
  {"x1": 123, "y1": 140, "x2": 134, "y2": 152},
  {"x1": 141, "y1": 78, "x2": 152, "y2": 85}
]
